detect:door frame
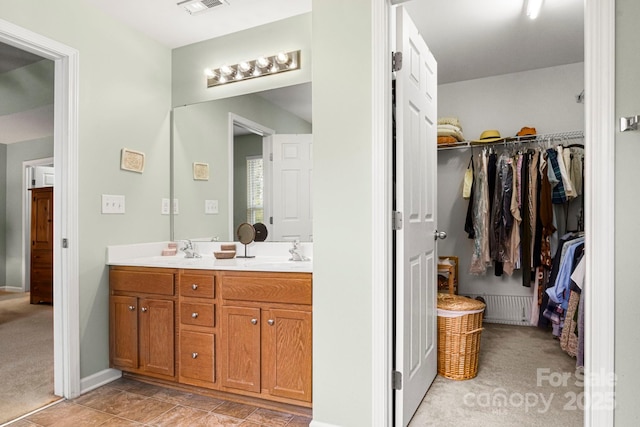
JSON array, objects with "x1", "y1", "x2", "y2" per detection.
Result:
[
  {"x1": 23, "y1": 156, "x2": 55, "y2": 292},
  {"x1": 227, "y1": 113, "x2": 275, "y2": 240},
  {"x1": 370, "y1": 1, "x2": 615, "y2": 426},
  {"x1": 0, "y1": 19, "x2": 81, "y2": 400}
]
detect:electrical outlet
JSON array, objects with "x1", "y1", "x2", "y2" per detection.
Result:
[
  {"x1": 161, "y1": 198, "x2": 170, "y2": 215},
  {"x1": 102, "y1": 194, "x2": 125, "y2": 214},
  {"x1": 205, "y1": 199, "x2": 219, "y2": 214},
  {"x1": 173, "y1": 198, "x2": 179, "y2": 214}
]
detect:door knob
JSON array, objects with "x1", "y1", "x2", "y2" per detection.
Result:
[
  {"x1": 141, "y1": 307, "x2": 148, "y2": 312},
  {"x1": 268, "y1": 319, "x2": 275, "y2": 326},
  {"x1": 191, "y1": 312, "x2": 198, "y2": 319},
  {"x1": 434, "y1": 230, "x2": 447, "y2": 240},
  {"x1": 251, "y1": 318, "x2": 258, "y2": 325},
  {"x1": 128, "y1": 305, "x2": 135, "y2": 311},
  {"x1": 191, "y1": 283, "x2": 198, "y2": 290},
  {"x1": 192, "y1": 352, "x2": 198, "y2": 359}
]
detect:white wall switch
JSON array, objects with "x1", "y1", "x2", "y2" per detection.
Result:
[
  {"x1": 161, "y1": 198, "x2": 170, "y2": 215},
  {"x1": 102, "y1": 194, "x2": 125, "y2": 214},
  {"x1": 173, "y1": 198, "x2": 179, "y2": 214},
  {"x1": 205, "y1": 199, "x2": 219, "y2": 214}
]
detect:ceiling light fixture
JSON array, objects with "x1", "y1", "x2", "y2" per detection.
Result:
[
  {"x1": 205, "y1": 50, "x2": 301, "y2": 88},
  {"x1": 177, "y1": 0, "x2": 229, "y2": 16},
  {"x1": 526, "y1": 0, "x2": 543, "y2": 20}
]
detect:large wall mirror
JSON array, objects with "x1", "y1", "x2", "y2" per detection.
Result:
[{"x1": 171, "y1": 82, "x2": 312, "y2": 243}]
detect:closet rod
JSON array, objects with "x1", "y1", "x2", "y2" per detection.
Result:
[{"x1": 437, "y1": 130, "x2": 584, "y2": 151}]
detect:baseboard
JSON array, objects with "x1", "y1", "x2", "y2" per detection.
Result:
[
  {"x1": 80, "y1": 368, "x2": 122, "y2": 394},
  {"x1": 0, "y1": 286, "x2": 23, "y2": 292},
  {"x1": 309, "y1": 421, "x2": 340, "y2": 427}
]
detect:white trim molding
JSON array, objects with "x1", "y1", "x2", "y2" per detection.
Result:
[
  {"x1": 80, "y1": 369, "x2": 122, "y2": 395},
  {"x1": 584, "y1": 0, "x2": 615, "y2": 425},
  {"x1": 371, "y1": 1, "x2": 392, "y2": 427},
  {"x1": 0, "y1": 19, "x2": 80, "y2": 400}
]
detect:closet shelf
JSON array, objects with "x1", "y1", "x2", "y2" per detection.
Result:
[{"x1": 437, "y1": 130, "x2": 584, "y2": 151}]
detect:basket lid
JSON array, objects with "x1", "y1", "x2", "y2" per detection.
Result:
[{"x1": 437, "y1": 293, "x2": 486, "y2": 311}]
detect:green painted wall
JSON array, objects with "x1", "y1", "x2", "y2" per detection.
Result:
[
  {"x1": 312, "y1": 0, "x2": 375, "y2": 425},
  {"x1": 1, "y1": 0, "x2": 172, "y2": 378},
  {"x1": 615, "y1": 0, "x2": 640, "y2": 423}
]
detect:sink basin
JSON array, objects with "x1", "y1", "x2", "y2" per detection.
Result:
[{"x1": 241, "y1": 258, "x2": 312, "y2": 272}]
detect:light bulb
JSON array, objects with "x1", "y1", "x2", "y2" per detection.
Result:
[
  {"x1": 275, "y1": 52, "x2": 290, "y2": 65},
  {"x1": 220, "y1": 65, "x2": 234, "y2": 76},
  {"x1": 204, "y1": 68, "x2": 216, "y2": 78},
  {"x1": 256, "y1": 56, "x2": 270, "y2": 69},
  {"x1": 238, "y1": 61, "x2": 252, "y2": 72}
]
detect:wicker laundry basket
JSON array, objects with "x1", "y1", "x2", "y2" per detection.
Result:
[{"x1": 437, "y1": 293, "x2": 486, "y2": 380}]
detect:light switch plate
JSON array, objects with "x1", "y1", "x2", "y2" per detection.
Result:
[
  {"x1": 205, "y1": 199, "x2": 219, "y2": 214},
  {"x1": 161, "y1": 198, "x2": 170, "y2": 215},
  {"x1": 102, "y1": 194, "x2": 125, "y2": 214}
]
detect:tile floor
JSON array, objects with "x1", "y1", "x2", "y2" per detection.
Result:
[{"x1": 5, "y1": 377, "x2": 312, "y2": 427}]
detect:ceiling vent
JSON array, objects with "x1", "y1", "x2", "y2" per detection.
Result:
[{"x1": 177, "y1": 0, "x2": 228, "y2": 16}]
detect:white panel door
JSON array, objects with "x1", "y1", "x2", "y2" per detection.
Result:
[
  {"x1": 394, "y1": 6, "x2": 438, "y2": 427},
  {"x1": 34, "y1": 165, "x2": 55, "y2": 187},
  {"x1": 271, "y1": 134, "x2": 313, "y2": 241}
]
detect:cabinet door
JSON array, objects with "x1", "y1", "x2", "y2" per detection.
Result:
[
  {"x1": 139, "y1": 298, "x2": 175, "y2": 377},
  {"x1": 110, "y1": 295, "x2": 138, "y2": 369},
  {"x1": 221, "y1": 306, "x2": 261, "y2": 393},
  {"x1": 263, "y1": 308, "x2": 312, "y2": 402}
]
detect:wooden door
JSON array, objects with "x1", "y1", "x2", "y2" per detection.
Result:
[
  {"x1": 394, "y1": 6, "x2": 439, "y2": 426},
  {"x1": 30, "y1": 186, "x2": 53, "y2": 304},
  {"x1": 263, "y1": 308, "x2": 312, "y2": 402},
  {"x1": 271, "y1": 134, "x2": 313, "y2": 241},
  {"x1": 139, "y1": 298, "x2": 175, "y2": 377},
  {"x1": 221, "y1": 306, "x2": 261, "y2": 393},
  {"x1": 109, "y1": 295, "x2": 138, "y2": 369}
]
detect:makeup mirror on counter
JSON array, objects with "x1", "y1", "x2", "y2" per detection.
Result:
[
  {"x1": 236, "y1": 222, "x2": 256, "y2": 258},
  {"x1": 171, "y1": 83, "x2": 313, "y2": 243}
]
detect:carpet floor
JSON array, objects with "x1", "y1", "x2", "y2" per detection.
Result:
[
  {"x1": 409, "y1": 322, "x2": 584, "y2": 426},
  {"x1": 0, "y1": 293, "x2": 59, "y2": 425}
]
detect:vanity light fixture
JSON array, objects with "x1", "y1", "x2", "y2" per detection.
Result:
[
  {"x1": 526, "y1": 0, "x2": 543, "y2": 20},
  {"x1": 205, "y1": 50, "x2": 301, "y2": 88}
]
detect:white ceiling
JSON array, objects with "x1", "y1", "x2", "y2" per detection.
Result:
[{"x1": 1, "y1": 0, "x2": 584, "y2": 140}]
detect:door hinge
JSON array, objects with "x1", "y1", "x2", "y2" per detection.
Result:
[
  {"x1": 392, "y1": 211, "x2": 403, "y2": 231},
  {"x1": 392, "y1": 371, "x2": 403, "y2": 390},
  {"x1": 392, "y1": 52, "x2": 403, "y2": 72},
  {"x1": 270, "y1": 216, "x2": 273, "y2": 225},
  {"x1": 269, "y1": 152, "x2": 273, "y2": 161},
  {"x1": 62, "y1": 238, "x2": 69, "y2": 248}
]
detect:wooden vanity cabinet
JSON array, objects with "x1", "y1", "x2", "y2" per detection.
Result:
[
  {"x1": 177, "y1": 270, "x2": 218, "y2": 388},
  {"x1": 109, "y1": 267, "x2": 177, "y2": 380},
  {"x1": 220, "y1": 271, "x2": 312, "y2": 405}
]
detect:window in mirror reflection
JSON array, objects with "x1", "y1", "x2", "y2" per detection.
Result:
[{"x1": 247, "y1": 155, "x2": 264, "y2": 224}]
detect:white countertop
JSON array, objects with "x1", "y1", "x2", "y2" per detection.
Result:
[{"x1": 106, "y1": 241, "x2": 313, "y2": 273}]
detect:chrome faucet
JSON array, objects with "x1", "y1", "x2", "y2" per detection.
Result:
[
  {"x1": 289, "y1": 240, "x2": 309, "y2": 261},
  {"x1": 181, "y1": 240, "x2": 201, "y2": 258}
]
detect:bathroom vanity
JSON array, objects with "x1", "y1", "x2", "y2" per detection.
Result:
[{"x1": 107, "y1": 242, "x2": 312, "y2": 409}]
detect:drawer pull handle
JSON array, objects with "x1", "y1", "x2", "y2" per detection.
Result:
[
  {"x1": 191, "y1": 312, "x2": 199, "y2": 319},
  {"x1": 192, "y1": 284, "x2": 198, "y2": 290},
  {"x1": 128, "y1": 305, "x2": 135, "y2": 311},
  {"x1": 268, "y1": 319, "x2": 275, "y2": 326},
  {"x1": 192, "y1": 352, "x2": 198, "y2": 359},
  {"x1": 251, "y1": 318, "x2": 258, "y2": 325},
  {"x1": 141, "y1": 307, "x2": 148, "y2": 313}
]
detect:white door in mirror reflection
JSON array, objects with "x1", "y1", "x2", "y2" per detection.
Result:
[{"x1": 271, "y1": 134, "x2": 313, "y2": 242}]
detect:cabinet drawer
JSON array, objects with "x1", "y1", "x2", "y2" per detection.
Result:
[
  {"x1": 180, "y1": 302, "x2": 215, "y2": 327},
  {"x1": 110, "y1": 269, "x2": 174, "y2": 296},
  {"x1": 221, "y1": 274, "x2": 311, "y2": 305},
  {"x1": 179, "y1": 273, "x2": 215, "y2": 298},
  {"x1": 180, "y1": 331, "x2": 215, "y2": 383}
]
